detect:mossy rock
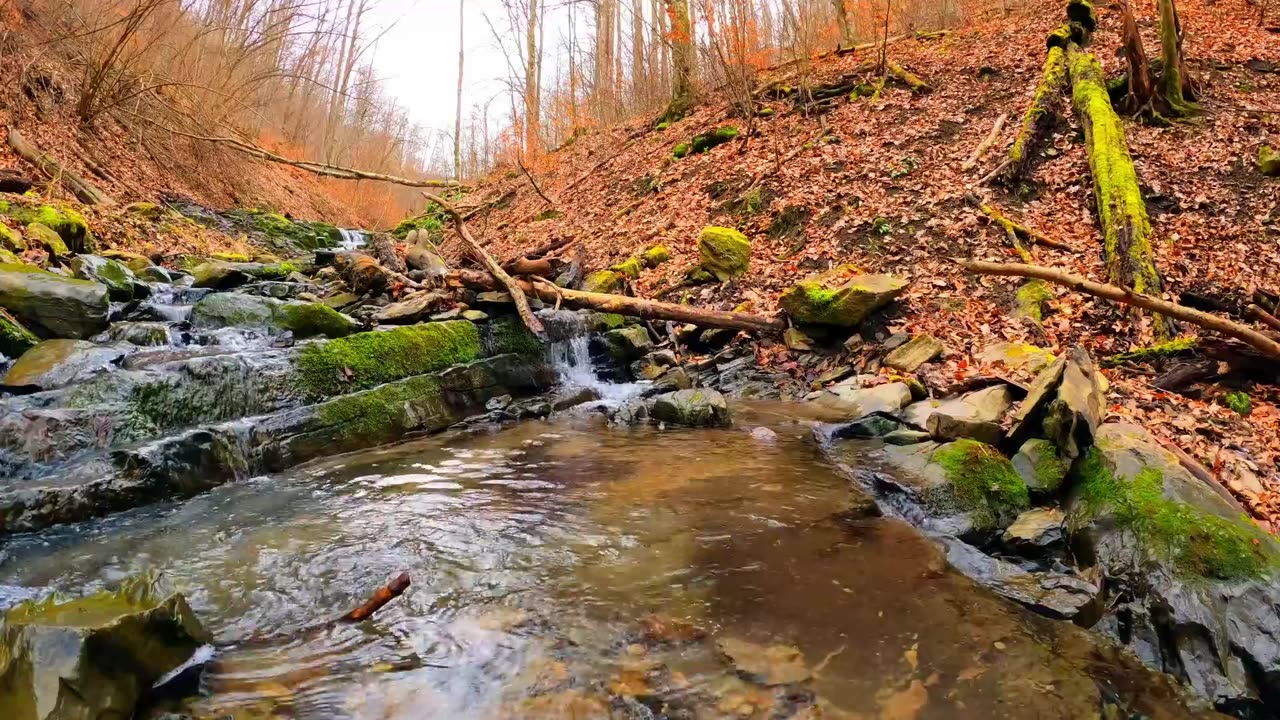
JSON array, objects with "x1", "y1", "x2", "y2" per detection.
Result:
[
  {"x1": 0, "y1": 574, "x2": 211, "y2": 720},
  {"x1": 697, "y1": 226, "x2": 750, "y2": 281},
  {"x1": 294, "y1": 320, "x2": 484, "y2": 401},
  {"x1": 599, "y1": 325, "x2": 653, "y2": 364},
  {"x1": 391, "y1": 206, "x2": 448, "y2": 241},
  {"x1": 610, "y1": 256, "x2": 645, "y2": 279},
  {"x1": 24, "y1": 222, "x2": 68, "y2": 258},
  {"x1": 641, "y1": 245, "x2": 670, "y2": 268},
  {"x1": 880, "y1": 439, "x2": 1029, "y2": 534},
  {"x1": 1012, "y1": 438, "x2": 1068, "y2": 494},
  {"x1": 1014, "y1": 280, "x2": 1052, "y2": 322},
  {"x1": 2, "y1": 338, "x2": 125, "y2": 390},
  {"x1": 191, "y1": 293, "x2": 356, "y2": 339},
  {"x1": 651, "y1": 388, "x2": 732, "y2": 427},
  {"x1": 100, "y1": 249, "x2": 154, "y2": 273},
  {"x1": 0, "y1": 200, "x2": 95, "y2": 253},
  {"x1": 0, "y1": 307, "x2": 38, "y2": 358},
  {"x1": 1066, "y1": 0, "x2": 1097, "y2": 32},
  {"x1": 583, "y1": 269, "x2": 623, "y2": 294},
  {"x1": 672, "y1": 142, "x2": 691, "y2": 159},
  {"x1": 779, "y1": 265, "x2": 907, "y2": 326},
  {"x1": 1259, "y1": 145, "x2": 1280, "y2": 177},
  {"x1": 1068, "y1": 423, "x2": 1280, "y2": 580},
  {"x1": 212, "y1": 251, "x2": 252, "y2": 263},
  {"x1": 690, "y1": 126, "x2": 739, "y2": 154},
  {"x1": 0, "y1": 263, "x2": 110, "y2": 339},
  {"x1": 0, "y1": 223, "x2": 24, "y2": 252},
  {"x1": 221, "y1": 209, "x2": 340, "y2": 252},
  {"x1": 123, "y1": 201, "x2": 169, "y2": 220},
  {"x1": 70, "y1": 254, "x2": 137, "y2": 301},
  {"x1": 191, "y1": 260, "x2": 299, "y2": 289}
]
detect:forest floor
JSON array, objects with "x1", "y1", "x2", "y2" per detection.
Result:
[{"x1": 456, "y1": 0, "x2": 1280, "y2": 528}]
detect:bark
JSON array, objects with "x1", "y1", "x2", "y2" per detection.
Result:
[
  {"x1": 525, "y1": 0, "x2": 542, "y2": 157},
  {"x1": 454, "y1": 0, "x2": 465, "y2": 179},
  {"x1": 664, "y1": 0, "x2": 697, "y2": 117},
  {"x1": 6, "y1": 129, "x2": 116, "y2": 205},
  {"x1": 1119, "y1": 0, "x2": 1156, "y2": 115},
  {"x1": 833, "y1": 0, "x2": 854, "y2": 48},
  {"x1": 1158, "y1": 0, "x2": 1197, "y2": 114},
  {"x1": 1005, "y1": 44, "x2": 1068, "y2": 181},
  {"x1": 1067, "y1": 42, "x2": 1172, "y2": 337},
  {"x1": 339, "y1": 573, "x2": 411, "y2": 623},
  {"x1": 450, "y1": 270, "x2": 787, "y2": 333},
  {"x1": 369, "y1": 232, "x2": 407, "y2": 274},
  {"x1": 502, "y1": 257, "x2": 556, "y2": 277},
  {"x1": 1248, "y1": 303, "x2": 1280, "y2": 332},
  {"x1": 422, "y1": 192, "x2": 545, "y2": 336},
  {"x1": 958, "y1": 260, "x2": 1280, "y2": 360},
  {"x1": 962, "y1": 113, "x2": 1008, "y2": 171}
]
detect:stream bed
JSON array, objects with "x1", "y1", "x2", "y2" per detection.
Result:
[{"x1": 0, "y1": 402, "x2": 1212, "y2": 719}]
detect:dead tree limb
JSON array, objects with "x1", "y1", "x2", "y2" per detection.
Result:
[
  {"x1": 958, "y1": 260, "x2": 1280, "y2": 360},
  {"x1": 1005, "y1": 44, "x2": 1068, "y2": 181},
  {"x1": 516, "y1": 157, "x2": 555, "y2": 207},
  {"x1": 964, "y1": 193, "x2": 1074, "y2": 251},
  {"x1": 6, "y1": 128, "x2": 116, "y2": 205},
  {"x1": 886, "y1": 61, "x2": 930, "y2": 93},
  {"x1": 339, "y1": 573, "x2": 411, "y2": 623},
  {"x1": 962, "y1": 113, "x2": 1008, "y2": 171},
  {"x1": 422, "y1": 191, "x2": 545, "y2": 335},
  {"x1": 449, "y1": 269, "x2": 786, "y2": 333},
  {"x1": 1248, "y1": 303, "x2": 1280, "y2": 333}
]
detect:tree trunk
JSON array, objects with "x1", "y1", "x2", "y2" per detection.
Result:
[
  {"x1": 833, "y1": 0, "x2": 854, "y2": 48},
  {"x1": 1158, "y1": 0, "x2": 1197, "y2": 115},
  {"x1": 6, "y1": 129, "x2": 116, "y2": 206},
  {"x1": 450, "y1": 270, "x2": 787, "y2": 333},
  {"x1": 631, "y1": 0, "x2": 646, "y2": 109},
  {"x1": 454, "y1": 0, "x2": 464, "y2": 180},
  {"x1": 664, "y1": 0, "x2": 697, "y2": 118},
  {"x1": 1067, "y1": 42, "x2": 1172, "y2": 337},
  {"x1": 525, "y1": 0, "x2": 541, "y2": 157},
  {"x1": 1119, "y1": 0, "x2": 1155, "y2": 115},
  {"x1": 1005, "y1": 43, "x2": 1068, "y2": 181}
]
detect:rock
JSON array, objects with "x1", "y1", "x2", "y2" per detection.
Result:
[
  {"x1": 638, "y1": 614, "x2": 706, "y2": 645},
  {"x1": 650, "y1": 366, "x2": 692, "y2": 393},
  {"x1": 0, "y1": 265, "x2": 110, "y2": 339},
  {"x1": 783, "y1": 326, "x2": 813, "y2": 351},
  {"x1": 24, "y1": 222, "x2": 69, "y2": 257},
  {"x1": 0, "y1": 574, "x2": 211, "y2": 720},
  {"x1": 779, "y1": 265, "x2": 908, "y2": 326},
  {"x1": 697, "y1": 226, "x2": 751, "y2": 281},
  {"x1": 883, "y1": 429, "x2": 931, "y2": 445},
  {"x1": 599, "y1": 325, "x2": 652, "y2": 364},
  {"x1": 0, "y1": 223, "x2": 23, "y2": 252},
  {"x1": 2, "y1": 339, "x2": 126, "y2": 389},
  {"x1": 1011, "y1": 438, "x2": 1068, "y2": 494},
  {"x1": 609, "y1": 397, "x2": 651, "y2": 425},
  {"x1": 462, "y1": 309, "x2": 489, "y2": 322},
  {"x1": 1041, "y1": 348, "x2": 1106, "y2": 459},
  {"x1": 1260, "y1": 145, "x2": 1280, "y2": 177},
  {"x1": 191, "y1": 293, "x2": 357, "y2": 338},
  {"x1": 322, "y1": 292, "x2": 360, "y2": 310},
  {"x1": 372, "y1": 291, "x2": 451, "y2": 324},
  {"x1": 98, "y1": 321, "x2": 172, "y2": 347},
  {"x1": 190, "y1": 261, "x2": 249, "y2": 289},
  {"x1": 70, "y1": 254, "x2": 138, "y2": 301},
  {"x1": 582, "y1": 269, "x2": 622, "y2": 294},
  {"x1": 904, "y1": 385, "x2": 1012, "y2": 433},
  {"x1": 872, "y1": 439, "x2": 1030, "y2": 535},
  {"x1": 0, "y1": 307, "x2": 38, "y2": 359},
  {"x1": 137, "y1": 265, "x2": 177, "y2": 283},
  {"x1": 1002, "y1": 508, "x2": 1066, "y2": 555},
  {"x1": 404, "y1": 245, "x2": 449, "y2": 279},
  {"x1": 750, "y1": 426, "x2": 778, "y2": 442},
  {"x1": 0, "y1": 200, "x2": 95, "y2": 253},
  {"x1": 934, "y1": 534, "x2": 1097, "y2": 621},
  {"x1": 980, "y1": 341, "x2": 1055, "y2": 373},
  {"x1": 1014, "y1": 280, "x2": 1052, "y2": 322},
  {"x1": 883, "y1": 333, "x2": 943, "y2": 372},
  {"x1": 100, "y1": 249, "x2": 153, "y2": 273},
  {"x1": 820, "y1": 378, "x2": 912, "y2": 416},
  {"x1": 926, "y1": 414, "x2": 1004, "y2": 445},
  {"x1": 716, "y1": 637, "x2": 810, "y2": 685},
  {"x1": 650, "y1": 388, "x2": 731, "y2": 427},
  {"x1": 634, "y1": 349, "x2": 678, "y2": 380},
  {"x1": 1067, "y1": 423, "x2": 1280, "y2": 707},
  {"x1": 827, "y1": 413, "x2": 904, "y2": 439},
  {"x1": 474, "y1": 291, "x2": 513, "y2": 305},
  {"x1": 550, "y1": 386, "x2": 601, "y2": 411}
]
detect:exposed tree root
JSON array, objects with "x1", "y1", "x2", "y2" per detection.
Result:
[
  {"x1": 7, "y1": 128, "x2": 116, "y2": 205},
  {"x1": 958, "y1": 260, "x2": 1280, "y2": 360}
]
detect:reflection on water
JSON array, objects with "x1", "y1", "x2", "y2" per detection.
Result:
[{"x1": 0, "y1": 403, "x2": 1213, "y2": 719}]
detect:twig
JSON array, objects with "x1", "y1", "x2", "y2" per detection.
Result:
[
  {"x1": 517, "y1": 156, "x2": 556, "y2": 207},
  {"x1": 1247, "y1": 303, "x2": 1280, "y2": 333},
  {"x1": 962, "y1": 113, "x2": 1008, "y2": 171},
  {"x1": 964, "y1": 193, "x2": 1074, "y2": 251},
  {"x1": 422, "y1": 191, "x2": 545, "y2": 336},
  {"x1": 958, "y1": 259, "x2": 1280, "y2": 360},
  {"x1": 339, "y1": 573, "x2": 411, "y2": 623}
]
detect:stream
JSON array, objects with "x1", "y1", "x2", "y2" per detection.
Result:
[{"x1": 0, "y1": 387, "x2": 1211, "y2": 718}]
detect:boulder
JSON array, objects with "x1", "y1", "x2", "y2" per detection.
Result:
[
  {"x1": 0, "y1": 200, "x2": 95, "y2": 253},
  {"x1": 1011, "y1": 438, "x2": 1068, "y2": 494},
  {"x1": 903, "y1": 384, "x2": 1013, "y2": 428},
  {"x1": 599, "y1": 325, "x2": 652, "y2": 364},
  {"x1": 1005, "y1": 347, "x2": 1105, "y2": 459},
  {"x1": 582, "y1": 269, "x2": 622, "y2": 294},
  {"x1": 934, "y1": 534, "x2": 1097, "y2": 621},
  {"x1": 3, "y1": 339, "x2": 126, "y2": 389},
  {"x1": 137, "y1": 266, "x2": 177, "y2": 283},
  {"x1": 372, "y1": 291, "x2": 451, "y2": 324},
  {"x1": 697, "y1": 226, "x2": 750, "y2": 281},
  {"x1": 0, "y1": 264, "x2": 110, "y2": 339},
  {"x1": 778, "y1": 265, "x2": 907, "y2": 326},
  {"x1": 979, "y1": 341, "x2": 1055, "y2": 374},
  {"x1": 1066, "y1": 422, "x2": 1280, "y2": 708},
  {"x1": 819, "y1": 377, "x2": 912, "y2": 416},
  {"x1": 98, "y1": 321, "x2": 172, "y2": 347},
  {"x1": 0, "y1": 223, "x2": 25, "y2": 252},
  {"x1": 0, "y1": 307, "x2": 38, "y2": 359},
  {"x1": 651, "y1": 388, "x2": 732, "y2": 427},
  {"x1": 883, "y1": 333, "x2": 943, "y2": 372},
  {"x1": 0, "y1": 575, "x2": 211, "y2": 720},
  {"x1": 1260, "y1": 145, "x2": 1280, "y2": 177},
  {"x1": 191, "y1": 260, "x2": 299, "y2": 289},
  {"x1": 404, "y1": 245, "x2": 449, "y2": 281},
  {"x1": 24, "y1": 222, "x2": 68, "y2": 257},
  {"x1": 191, "y1": 293, "x2": 357, "y2": 338},
  {"x1": 872, "y1": 439, "x2": 1030, "y2": 536},
  {"x1": 70, "y1": 254, "x2": 138, "y2": 301},
  {"x1": 1002, "y1": 508, "x2": 1066, "y2": 555},
  {"x1": 100, "y1": 249, "x2": 154, "y2": 273},
  {"x1": 926, "y1": 413, "x2": 1004, "y2": 446}
]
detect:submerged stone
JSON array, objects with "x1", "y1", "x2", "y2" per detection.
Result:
[
  {"x1": 716, "y1": 637, "x2": 810, "y2": 686},
  {"x1": 3, "y1": 339, "x2": 124, "y2": 390},
  {"x1": 779, "y1": 265, "x2": 907, "y2": 326}
]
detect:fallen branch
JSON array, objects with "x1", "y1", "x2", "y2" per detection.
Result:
[
  {"x1": 886, "y1": 61, "x2": 931, "y2": 93},
  {"x1": 962, "y1": 113, "x2": 1008, "y2": 171},
  {"x1": 423, "y1": 191, "x2": 545, "y2": 336},
  {"x1": 964, "y1": 193, "x2": 1074, "y2": 252},
  {"x1": 339, "y1": 572, "x2": 412, "y2": 623},
  {"x1": 1247, "y1": 303, "x2": 1280, "y2": 333},
  {"x1": 449, "y1": 269, "x2": 785, "y2": 333},
  {"x1": 958, "y1": 260, "x2": 1280, "y2": 360},
  {"x1": 517, "y1": 157, "x2": 555, "y2": 207},
  {"x1": 6, "y1": 128, "x2": 116, "y2": 205}
]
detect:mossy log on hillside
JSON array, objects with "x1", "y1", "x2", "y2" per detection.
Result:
[
  {"x1": 886, "y1": 61, "x2": 930, "y2": 93},
  {"x1": 1067, "y1": 43, "x2": 1173, "y2": 338},
  {"x1": 1006, "y1": 45, "x2": 1069, "y2": 181}
]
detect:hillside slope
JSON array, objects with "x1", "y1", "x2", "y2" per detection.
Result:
[{"x1": 459, "y1": 0, "x2": 1280, "y2": 525}]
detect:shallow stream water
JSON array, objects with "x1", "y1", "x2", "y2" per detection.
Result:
[{"x1": 0, "y1": 402, "x2": 1212, "y2": 719}]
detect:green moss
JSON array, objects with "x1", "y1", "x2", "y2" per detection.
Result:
[
  {"x1": 672, "y1": 143, "x2": 691, "y2": 159},
  {"x1": 294, "y1": 321, "x2": 483, "y2": 401},
  {"x1": 0, "y1": 223, "x2": 24, "y2": 252},
  {"x1": 1223, "y1": 391, "x2": 1252, "y2": 416},
  {"x1": 641, "y1": 245, "x2": 670, "y2": 268},
  {"x1": 1015, "y1": 279, "x2": 1053, "y2": 322},
  {"x1": 726, "y1": 187, "x2": 765, "y2": 216},
  {"x1": 610, "y1": 256, "x2": 645, "y2": 278},
  {"x1": 221, "y1": 209, "x2": 340, "y2": 251},
  {"x1": 24, "y1": 222, "x2": 69, "y2": 257},
  {"x1": 0, "y1": 201, "x2": 94, "y2": 253},
  {"x1": 583, "y1": 269, "x2": 623, "y2": 294},
  {"x1": 315, "y1": 373, "x2": 446, "y2": 445},
  {"x1": 656, "y1": 121, "x2": 671, "y2": 131},
  {"x1": 274, "y1": 302, "x2": 355, "y2": 339},
  {"x1": 755, "y1": 107, "x2": 776, "y2": 117},
  {"x1": 212, "y1": 252, "x2": 251, "y2": 262},
  {"x1": 0, "y1": 307, "x2": 38, "y2": 358},
  {"x1": 535, "y1": 209, "x2": 564, "y2": 221},
  {"x1": 1066, "y1": 0, "x2": 1096, "y2": 32},
  {"x1": 1011, "y1": 46, "x2": 1068, "y2": 167},
  {"x1": 931, "y1": 439, "x2": 1030, "y2": 530},
  {"x1": 1259, "y1": 146, "x2": 1280, "y2": 177},
  {"x1": 1031, "y1": 447, "x2": 1068, "y2": 492},
  {"x1": 690, "y1": 126, "x2": 739, "y2": 154},
  {"x1": 850, "y1": 83, "x2": 878, "y2": 99},
  {"x1": 486, "y1": 316, "x2": 544, "y2": 357},
  {"x1": 697, "y1": 226, "x2": 750, "y2": 281},
  {"x1": 1072, "y1": 448, "x2": 1278, "y2": 580},
  {"x1": 591, "y1": 313, "x2": 627, "y2": 330},
  {"x1": 1103, "y1": 337, "x2": 1196, "y2": 366}
]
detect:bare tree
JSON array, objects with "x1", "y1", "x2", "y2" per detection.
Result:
[{"x1": 455, "y1": 0, "x2": 465, "y2": 180}]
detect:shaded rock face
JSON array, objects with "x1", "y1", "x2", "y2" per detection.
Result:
[
  {"x1": 70, "y1": 254, "x2": 138, "y2": 301},
  {"x1": 650, "y1": 389, "x2": 732, "y2": 427},
  {"x1": 1012, "y1": 438, "x2": 1068, "y2": 495},
  {"x1": 597, "y1": 325, "x2": 652, "y2": 365},
  {"x1": 0, "y1": 574, "x2": 211, "y2": 720},
  {"x1": 1005, "y1": 347, "x2": 1105, "y2": 459},
  {"x1": 191, "y1": 293, "x2": 357, "y2": 338},
  {"x1": 0, "y1": 308, "x2": 39, "y2": 359},
  {"x1": 3, "y1": 339, "x2": 126, "y2": 390},
  {"x1": 0, "y1": 265, "x2": 110, "y2": 339},
  {"x1": 778, "y1": 265, "x2": 907, "y2": 326},
  {"x1": 933, "y1": 534, "x2": 1097, "y2": 621},
  {"x1": 1066, "y1": 422, "x2": 1280, "y2": 711}
]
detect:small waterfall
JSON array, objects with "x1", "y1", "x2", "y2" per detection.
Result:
[
  {"x1": 337, "y1": 229, "x2": 368, "y2": 250},
  {"x1": 549, "y1": 335, "x2": 599, "y2": 388},
  {"x1": 545, "y1": 313, "x2": 645, "y2": 405}
]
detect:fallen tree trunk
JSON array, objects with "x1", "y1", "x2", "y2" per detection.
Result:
[
  {"x1": 958, "y1": 260, "x2": 1280, "y2": 360},
  {"x1": 962, "y1": 113, "x2": 1008, "y2": 172},
  {"x1": 1067, "y1": 43, "x2": 1173, "y2": 337},
  {"x1": 449, "y1": 269, "x2": 786, "y2": 333},
  {"x1": 887, "y1": 61, "x2": 930, "y2": 93},
  {"x1": 423, "y1": 191, "x2": 545, "y2": 336},
  {"x1": 964, "y1": 193, "x2": 1074, "y2": 253},
  {"x1": 7, "y1": 128, "x2": 116, "y2": 205},
  {"x1": 1005, "y1": 44, "x2": 1069, "y2": 181}
]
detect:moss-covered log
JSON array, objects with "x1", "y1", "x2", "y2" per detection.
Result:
[
  {"x1": 886, "y1": 61, "x2": 930, "y2": 93},
  {"x1": 1006, "y1": 44, "x2": 1069, "y2": 181},
  {"x1": 1066, "y1": 43, "x2": 1172, "y2": 337}
]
